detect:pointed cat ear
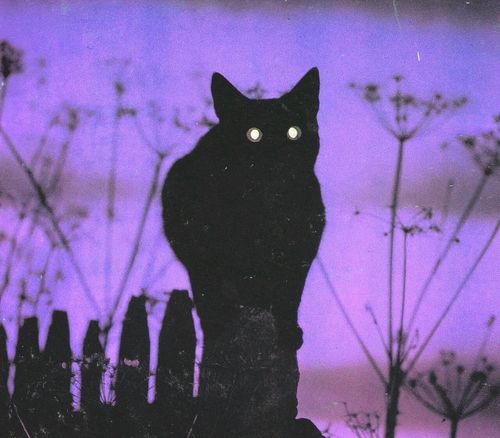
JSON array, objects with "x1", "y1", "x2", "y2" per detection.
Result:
[
  {"x1": 211, "y1": 72, "x2": 247, "y2": 120},
  {"x1": 282, "y1": 67, "x2": 320, "y2": 115}
]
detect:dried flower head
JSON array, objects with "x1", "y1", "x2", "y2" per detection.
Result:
[
  {"x1": 363, "y1": 83, "x2": 380, "y2": 103},
  {"x1": 458, "y1": 115, "x2": 500, "y2": 177},
  {"x1": 244, "y1": 82, "x2": 267, "y2": 99},
  {"x1": 0, "y1": 40, "x2": 23, "y2": 79},
  {"x1": 350, "y1": 74, "x2": 467, "y2": 141},
  {"x1": 343, "y1": 403, "x2": 381, "y2": 438},
  {"x1": 409, "y1": 349, "x2": 499, "y2": 428},
  {"x1": 398, "y1": 206, "x2": 442, "y2": 236}
]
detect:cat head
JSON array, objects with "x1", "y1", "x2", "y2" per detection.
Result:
[{"x1": 210, "y1": 68, "x2": 320, "y2": 168}]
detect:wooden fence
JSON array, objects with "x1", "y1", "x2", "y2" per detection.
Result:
[
  {"x1": 0, "y1": 289, "x2": 323, "y2": 437},
  {"x1": 0, "y1": 290, "x2": 196, "y2": 437}
]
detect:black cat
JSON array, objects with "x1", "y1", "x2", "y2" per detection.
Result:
[{"x1": 161, "y1": 68, "x2": 325, "y2": 351}]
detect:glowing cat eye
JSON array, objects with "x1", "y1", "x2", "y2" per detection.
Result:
[
  {"x1": 287, "y1": 126, "x2": 301, "y2": 140},
  {"x1": 246, "y1": 127, "x2": 263, "y2": 142}
]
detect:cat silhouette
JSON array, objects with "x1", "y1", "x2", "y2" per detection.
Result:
[{"x1": 161, "y1": 68, "x2": 325, "y2": 351}]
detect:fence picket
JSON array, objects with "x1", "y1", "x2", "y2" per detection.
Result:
[
  {"x1": 155, "y1": 289, "x2": 196, "y2": 436},
  {"x1": 0, "y1": 325, "x2": 8, "y2": 430},
  {"x1": 115, "y1": 295, "x2": 151, "y2": 436},
  {"x1": 81, "y1": 319, "x2": 104, "y2": 412}
]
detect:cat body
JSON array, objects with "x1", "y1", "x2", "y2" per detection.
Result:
[{"x1": 162, "y1": 68, "x2": 325, "y2": 350}]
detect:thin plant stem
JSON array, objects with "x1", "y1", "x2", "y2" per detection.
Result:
[
  {"x1": 440, "y1": 178, "x2": 455, "y2": 226},
  {"x1": 463, "y1": 395, "x2": 498, "y2": 418},
  {"x1": 368, "y1": 101, "x2": 396, "y2": 137},
  {"x1": 414, "y1": 379, "x2": 442, "y2": 407},
  {"x1": 0, "y1": 79, "x2": 6, "y2": 127},
  {"x1": 407, "y1": 108, "x2": 434, "y2": 139},
  {"x1": 32, "y1": 245, "x2": 55, "y2": 313},
  {"x1": 472, "y1": 317, "x2": 495, "y2": 370},
  {"x1": 388, "y1": 138, "x2": 405, "y2": 364},
  {"x1": 46, "y1": 134, "x2": 73, "y2": 194},
  {"x1": 19, "y1": 128, "x2": 59, "y2": 237},
  {"x1": 317, "y1": 257, "x2": 387, "y2": 385},
  {"x1": 406, "y1": 172, "x2": 489, "y2": 338},
  {"x1": 416, "y1": 105, "x2": 463, "y2": 140},
  {"x1": 397, "y1": 231, "x2": 408, "y2": 361},
  {"x1": 393, "y1": 82, "x2": 403, "y2": 134},
  {"x1": 408, "y1": 388, "x2": 445, "y2": 416},
  {"x1": 30, "y1": 120, "x2": 52, "y2": 169},
  {"x1": 104, "y1": 97, "x2": 121, "y2": 312},
  {"x1": 366, "y1": 304, "x2": 390, "y2": 356},
  {"x1": 0, "y1": 213, "x2": 25, "y2": 304},
  {"x1": 0, "y1": 128, "x2": 102, "y2": 317},
  {"x1": 457, "y1": 379, "x2": 479, "y2": 414},
  {"x1": 142, "y1": 258, "x2": 175, "y2": 291},
  {"x1": 103, "y1": 152, "x2": 166, "y2": 346},
  {"x1": 133, "y1": 117, "x2": 156, "y2": 153},
  {"x1": 455, "y1": 369, "x2": 464, "y2": 407},
  {"x1": 406, "y1": 217, "x2": 500, "y2": 374},
  {"x1": 461, "y1": 380, "x2": 485, "y2": 412},
  {"x1": 430, "y1": 379, "x2": 454, "y2": 415}
]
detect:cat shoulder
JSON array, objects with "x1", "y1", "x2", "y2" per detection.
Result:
[{"x1": 166, "y1": 127, "x2": 221, "y2": 185}]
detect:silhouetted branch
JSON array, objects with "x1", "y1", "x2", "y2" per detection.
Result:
[
  {"x1": 104, "y1": 81, "x2": 124, "y2": 312},
  {"x1": 409, "y1": 344, "x2": 499, "y2": 438},
  {"x1": 407, "y1": 217, "x2": 500, "y2": 374},
  {"x1": 0, "y1": 213, "x2": 24, "y2": 303},
  {"x1": 365, "y1": 304, "x2": 389, "y2": 356},
  {"x1": 317, "y1": 257, "x2": 387, "y2": 385},
  {"x1": 387, "y1": 137, "x2": 404, "y2": 364},
  {"x1": 0, "y1": 128, "x2": 101, "y2": 317},
  {"x1": 406, "y1": 171, "x2": 490, "y2": 337},
  {"x1": 343, "y1": 403, "x2": 381, "y2": 438},
  {"x1": 103, "y1": 151, "x2": 167, "y2": 345}
]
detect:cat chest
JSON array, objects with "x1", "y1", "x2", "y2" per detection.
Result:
[
  {"x1": 197, "y1": 163, "x2": 323, "y2": 231},
  {"x1": 212, "y1": 180, "x2": 322, "y2": 233}
]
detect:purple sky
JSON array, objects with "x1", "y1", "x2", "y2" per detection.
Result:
[{"x1": 0, "y1": 0, "x2": 499, "y2": 434}]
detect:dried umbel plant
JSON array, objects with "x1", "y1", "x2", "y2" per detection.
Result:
[
  {"x1": 409, "y1": 316, "x2": 499, "y2": 438},
  {"x1": 348, "y1": 75, "x2": 467, "y2": 142},
  {"x1": 343, "y1": 403, "x2": 381, "y2": 438},
  {"x1": 0, "y1": 50, "x2": 178, "y2": 346},
  {"x1": 0, "y1": 40, "x2": 24, "y2": 122},
  {"x1": 458, "y1": 114, "x2": 500, "y2": 177},
  {"x1": 0, "y1": 103, "x2": 92, "y2": 311},
  {"x1": 319, "y1": 76, "x2": 500, "y2": 438},
  {"x1": 409, "y1": 352, "x2": 499, "y2": 438},
  {"x1": 0, "y1": 40, "x2": 23, "y2": 80}
]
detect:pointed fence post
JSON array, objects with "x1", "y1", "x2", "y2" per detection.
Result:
[
  {"x1": 12, "y1": 317, "x2": 42, "y2": 434},
  {"x1": 0, "y1": 325, "x2": 9, "y2": 430},
  {"x1": 43, "y1": 310, "x2": 73, "y2": 410},
  {"x1": 40, "y1": 310, "x2": 73, "y2": 434},
  {"x1": 155, "y1": 290, "x2": 196, "y2": 435},
  {"x1": 81, "y1": 320, "x2": 104, "y2": 412},
  {"x1": 115, "y1": 295, "x2": 151, "y2": 436},
  {"x1": 80, "y1": 319, "x2": 107, "y2": 436}
]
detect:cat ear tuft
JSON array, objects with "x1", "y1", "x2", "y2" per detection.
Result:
[
  {"x1": 211, "y1": 72, "x2": 247, "y2": 121},
  {"x1": 282, "y1": 67, "x2": 320, "y2": 115}
]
